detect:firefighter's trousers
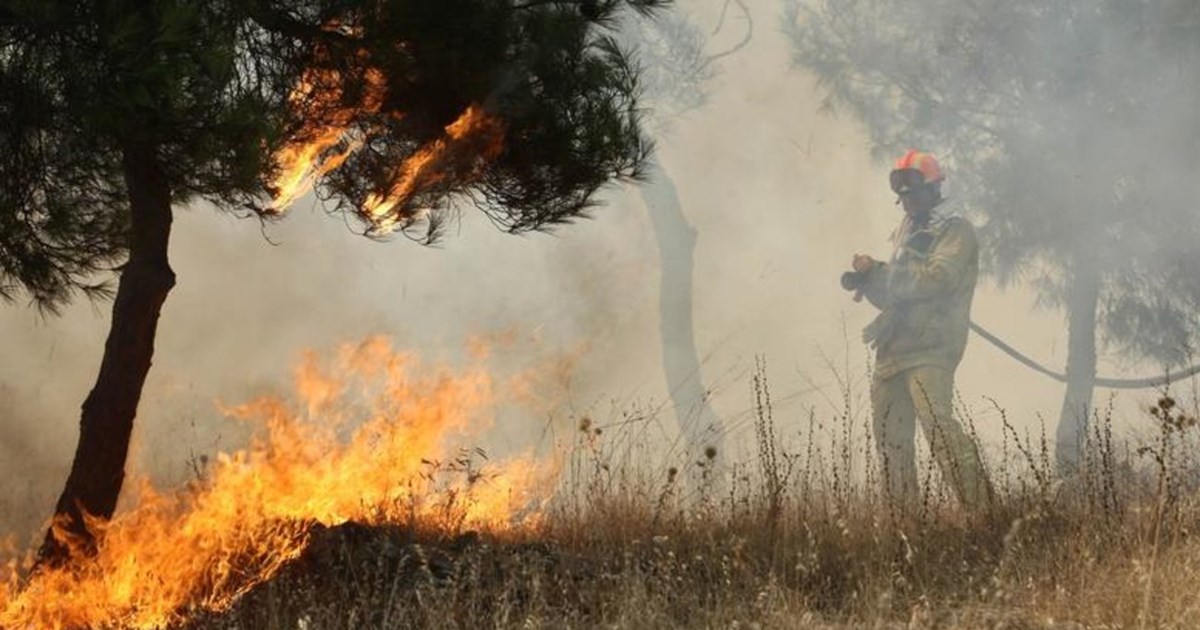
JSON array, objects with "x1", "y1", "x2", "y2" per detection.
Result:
[{"x1": 871, "y1": 365, "x2": 992, "y2": 509}]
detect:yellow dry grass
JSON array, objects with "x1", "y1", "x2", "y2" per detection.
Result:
[{"x1": 184, "y1": 386, "x2": 1200, "y2": 630}]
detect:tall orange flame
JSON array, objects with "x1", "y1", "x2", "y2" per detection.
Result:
[{"x1": 0, "y1": 337, "x2": 554, "y2": 629}]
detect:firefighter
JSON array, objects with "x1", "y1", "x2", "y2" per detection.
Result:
[{"x1": 842, "y1": 150, "x2": 992, "y2": 509}]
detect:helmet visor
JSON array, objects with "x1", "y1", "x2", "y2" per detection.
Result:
[{"x1": 889, "y1": 168, "x2": 926, "y2": 195}]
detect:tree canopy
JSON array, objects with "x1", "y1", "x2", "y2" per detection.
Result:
[{"x1": 1, "y1": 0, "x2": 667, "y2": 310}]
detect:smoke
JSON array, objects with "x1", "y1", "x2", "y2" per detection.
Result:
[
  {"x1": 2, "y1": 1, "x2": 1197, "y2": 539},
  {"x1": 0, "y1": 193, "x2": 664, "y2": 541},
  {"x1": 784, "y1": 0, "x2": 1200, "y2": 363}
]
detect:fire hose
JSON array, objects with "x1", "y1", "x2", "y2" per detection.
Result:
[
  {"x1": 966, "y1": 320, "x2": 1200, "y2": 390},
  {"x1": 841, "y1": 270, "x2": 1200, "y2": 390}
]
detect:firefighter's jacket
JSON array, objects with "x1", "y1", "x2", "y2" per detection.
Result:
[{"x1": 859, "y1": 210, "x2": 979, "y2": 380}]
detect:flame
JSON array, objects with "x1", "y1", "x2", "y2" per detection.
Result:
[
  {"x1": 269, "y1": 60, "x2": 388, "y2": 212},
  {"x1": 0, "y1": 336, "x2": 556, "y2": 629},
  {"x1": 362, "y1": 104, "x2": 506, "y2": 232},
  {"x1": 268, "y1": 29, "x2": 507, "y2": 230}
]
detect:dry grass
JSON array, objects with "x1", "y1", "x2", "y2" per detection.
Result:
[{"x1": 183, "y1": 378, "x2": 1200, "y2": 630}]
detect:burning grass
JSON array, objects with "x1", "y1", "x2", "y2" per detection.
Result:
[
  {"x1": 0, "y1": 337, "x2": 554, "y2": 629},
  {"x1": 178, "y1": 377, "x2": 1200, "y2": 630},
  {"x1": 4, "y1": 345, "x2": 1200, "y2": 629}
]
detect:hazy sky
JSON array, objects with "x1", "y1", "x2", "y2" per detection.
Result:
[{"x1": 0, "y1": 0, "x2": 1178, "y2": 539}]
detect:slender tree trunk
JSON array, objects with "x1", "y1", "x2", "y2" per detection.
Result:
[
  {"x1": 639, "y1": 158, "x2": 725, "y2": 469},
  {"x1": 1055, "y1": 252, "x2": 1101, "y2": 474},
  {"x1": 38, "y1": 138, "x2": 175, "y2": 566}
]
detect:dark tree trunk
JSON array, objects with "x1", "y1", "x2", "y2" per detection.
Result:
[
  {"x1": 639, "y1": 159, "x2": 725, "y2": 469},
  {"x1": 38, "y1": 138, "x2": 175, "y2": 566},
  {"x1": 1054, "y1": 252, "x2": 1101, "y2": 474}
]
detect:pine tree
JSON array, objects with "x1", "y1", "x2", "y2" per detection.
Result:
[{"x1": 1, "y1": 0, "x2": 668, "y2": 565}]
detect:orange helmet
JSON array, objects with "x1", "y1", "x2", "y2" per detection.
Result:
[{"x1": 890, "y1": 150, "x2": 944, "y2": 194}]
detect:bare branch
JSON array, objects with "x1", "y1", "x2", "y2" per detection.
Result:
[{"x1": 705, "y1": 0, "x2": 752, "y2": 64}]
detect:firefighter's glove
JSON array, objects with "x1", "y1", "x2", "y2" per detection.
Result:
[{"x1": 841, "y1": 271, "x2": 866, "y2": 292}]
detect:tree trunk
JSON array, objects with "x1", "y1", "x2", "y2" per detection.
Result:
[
  {"x1": 38, "y1": 138, "x2": 175, "y2": 566},
  {"x1": 639, "y1": 158, "x2": 725, "y2": 469},
  {"x1": 1054, "y1": 253, "x2": 1101, "y2": 474}
]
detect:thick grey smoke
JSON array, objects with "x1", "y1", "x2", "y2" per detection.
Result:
[
  {"x1": 785, "y1": 0, "x2": 1200, "y2": 467},
  {"x1": 2, "y1": 1, "x2": 1195, "y2": 539}
]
